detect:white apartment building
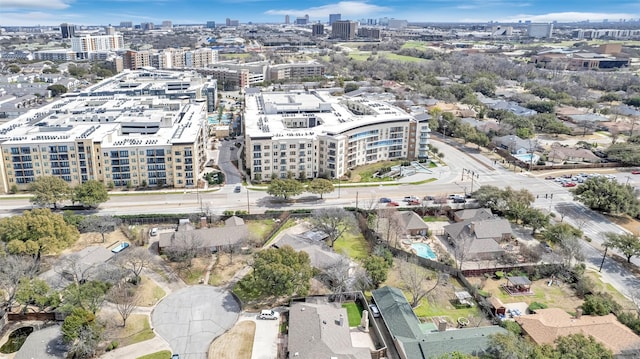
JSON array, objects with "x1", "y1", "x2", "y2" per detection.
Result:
[
  {"x1": 243, "y1": 90, "x2": 430, "y2": 181},
  {"x1": 0, "y1": 70, "x2": 216, "y2": 193},
  {"x1": 71, "y1": 34, "x2": 125, "y2": 53}
]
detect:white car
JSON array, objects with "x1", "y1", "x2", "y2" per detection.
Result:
[
  {"x1": 369, "y1": 304, "x2": 380, "y2": 318},
  {"x1": 259, "y1": 309, "x2": 279, "y2": 320},
  {"x1": 149, "y1": 227, "x2": 158, "y2": 236}
]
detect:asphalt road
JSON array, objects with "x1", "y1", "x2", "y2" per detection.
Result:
[
  {"x1": 151, "y1": 286, "x2": 240, "y2": 359},
  {"x1": 217, "y1": 138, "x2": 243, "y2": 184}
]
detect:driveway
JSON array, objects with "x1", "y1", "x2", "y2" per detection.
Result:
[
  {"x1": 151, "y1": 286, "x2": 240, "y2": 359},
  {"x1": 15, "y1": 325, "x2": 66, "y2": 359},
  {"x1": 238, "y1": 312, "x2": 279, "y2": 359},
  {"x1": 217, "y1": 139, "x2": 242, "y2": 184}
]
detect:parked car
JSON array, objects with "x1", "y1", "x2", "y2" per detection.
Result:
[
  {"x1": 448, "y1": 194, "x2": 464, "y2": 199},
  {"x1": 563, "y1": 182, "x2": 577, "y2": 187},
  {"x1": 259, "y1": 310, "x2": 280, "y2": 320},
  {"x1": 633, "y1": 170, "x2": 640, "y2": 175},
  {"x1": 423, "y1": 195, "x2": 435, "y2": 201},
  {"x1": 171, "y1": 355, "x2": 180, "y2": 359},
  {"x1": 452, "y1": 197, "x2": 467, "y2": 203},
  {"x1": 379, "y1": 197, "x2": 391, "y2": 203},
  {"x1": 234, "y1": 185, "x2": 241, "y2": 193},
  {"x1": 149, "y1": 227, "x2": 158, "y2": 236},
  {"x1": 403, "y1": 196, "x2": 419, "y2": 202},
  {"x1": 369, "y1": 304, "x2": 381, "y2": 318},
  {"x1": 407, "y1": 199, "x2": 421, "y2": 205},
  {"x1": 545, "y1": 176, "x2": 555, "y2": 180},
  {"x1": 387, "y1": 201, "x2": 400, "y2": 207}
]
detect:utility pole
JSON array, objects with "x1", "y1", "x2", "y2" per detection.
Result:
[
  {"x1": 599, "y1": 246, "x2": 608, "y2": 272},
  {"x1": 356, "y1": 191, "x2": 359, "y2": 210},
  {"x1": 246, "y1": 188, "x2": 250, "y2": 214},
  {"x1": 338, "y1": 177, "x2": 341, "y2": 198}
]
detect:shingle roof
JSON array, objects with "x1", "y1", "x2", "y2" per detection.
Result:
[
  {"x1": 275, "y1": 233, "x2": 343, "y2": 269},
  {"x1": 394, "y1": 211, "x2": 429, "y2": 232},
  {"x1": 455, "y1": 208, "x2": 493, "y2": 221},
  {"x1": 288, "y1": 302, "x2": 371, "y2": 359},
  {"x1": 444, "y1": 218, "x2": 512, "y2": 241},
  {"x1": 158, "y1": 224, "x2": 250, "y2": 250},
  {"x1": 421, "y1": 326, "x2": 508, "y2": 358},
  {"x1": 515, "y1": 308, "x2": 640, "y2": 354},
  {"x1": 371, "y1": 286, "x2": 423, "y2": 340}
]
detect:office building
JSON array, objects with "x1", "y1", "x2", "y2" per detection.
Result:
[
  {"x1": 206, "y1": 21, "x2": 216, "y2": 29},
  {"x1": 162, "y1": 21, "x2": 172, "y2": 29},
  {"x1": 119, "y1": 21, "x2": 133, "y2": 29},
  {"x1": 60, "y1": 23, "x2": 75, "y2": 38},
  {"x1": 243, "y1": 91, "x2": 430, "y2": 181},
  {"x1": 311, "y1": 23, "x2": 324, "y2": 36},
  {"x1": 329, "y1": 14, "x2": 341, "y2": 25},
  {"x1": 141, "y1": 22, "x2": 155, "y2": 31},
  {"x1": 124, "y1": 48, "x2": 218, "y2": 70},
  {"x1": 358, "y1": 27, "x2": 381, "y2": 40},
  {"x1": 295, "y1": 15, "x2": 309, "y2": 25},
  {"x1": 331, "y1": 20, "x2": 357, "y2": 40},
  {"x1": 527, "y1": 23, "x2": 553, "y2": 38},
  {"x1": 0, "y1": 70, "x2": 217, "y2": 193},
  {"x1": 285, "y1": 15, "x2": 290, "y2": 24},
  {"x1": 387, "y1": 19, "x2": 408, "y2": 29},
  {"x1": 105, "y1": 26, "x2": 116, "y2": 35},
  {"x1": 268, "y1": 61, "x2": 325, "y2": 81}
]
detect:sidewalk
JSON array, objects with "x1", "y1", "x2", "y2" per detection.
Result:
[{"x1": 100, "y1": 335, "x2": 171, "y2": 359}]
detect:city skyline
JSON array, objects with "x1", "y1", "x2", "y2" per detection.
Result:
[{"x1": 0, "y1": 0, "x2": 639, "y2": 27}]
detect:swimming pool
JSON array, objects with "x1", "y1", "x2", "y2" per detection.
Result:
[
  {"x1": 513, "y1": 153, "x2": 540, "y2": 164},
  {"x1": 411, "y1": 242, "x2": 437, "y2": 260}
]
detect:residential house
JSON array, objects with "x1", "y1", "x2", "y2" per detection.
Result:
[
  {"x1": 158, "y1": 216, "x2": 250, "y2": 254},
  {"x1": 453, "y1": 208, "x2": 494, "y2": 223},
  {"x1": 493, "y1": 135, "x2": 534, "y2": 155},
  {"x1": 443, "y1": 218, "x2": 512, "y2": 260},
  {"x1": 371, "y1": 286, "x2": 507, "y2": 359},
  {"x1": 394, "y1": 211, "x2": 429, "y2": 236},
  {"x1": 547, "y1": 144, "x2": 600, "y2": 163},
  {"x1": 273, "y1": 232, "x2": 345, "y2": 270},
  {"x1": 460, "y1": 118, "x2": 500, "y2": 134},
  {"x1": 288, "y1": 302, "x2": 371, "y2": 359},
  {"x1": 516, "y1": 308, "x2": 640, "y2": 355}
]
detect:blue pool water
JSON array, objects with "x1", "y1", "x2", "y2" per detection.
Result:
[
  {"x1": 411, "y1": 242, "x2": 437, "y2": 260},
  {"x1": 208, "y1": 114, "x2": 231, "y2": 125},
  {"x1": 513, "y1": 153, "x2": 539, "y2": 164}
]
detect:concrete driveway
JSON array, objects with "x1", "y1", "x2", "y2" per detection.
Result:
[
  {"x1": 238, "y1": 312, "x2": 280, "y2": 359},
  {"x1": 15, "y1": 325, "x2": 66, "y2": 359},
  {"x1": 151, "y1": 286, "x2": 240, "y2": 359},
  {"x1": 217, "y1": 139, "x2": 242, "y2": 184}
]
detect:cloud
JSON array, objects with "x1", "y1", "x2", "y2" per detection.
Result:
[
  {"x1": 265, "y1": 1, "x2": 390, "y2": 18},
  {"x1": 500, "y1": 12, "x2": 640, "y2": 23},
  {"x1": 0, "y1": 0, "x2": 71, "y2": 10}
]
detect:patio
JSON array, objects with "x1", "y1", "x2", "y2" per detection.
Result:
[{"x1": 501, "y1": 276, "x2": 534, "y2": 296}]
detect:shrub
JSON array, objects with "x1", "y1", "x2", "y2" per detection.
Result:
[
  {"x1": 494, "y1": 271, "x2": 505, "y2": 279},
  {"x1": 500, "y1": 320, "x2": 522, "y2": 335},
  {"x1": 572, "y1": 276, "x2": 595, "y2": 298},
  {"x1": 582, "y1": 293, "x2": 621, "y2": 316},
  {"x1": 528, "y1": 302, "x2": 548, "y2": 312}
]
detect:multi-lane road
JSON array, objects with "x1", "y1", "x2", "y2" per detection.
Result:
[{"x1": 2, "y1": 137, "x2": 639, "y2": 296}]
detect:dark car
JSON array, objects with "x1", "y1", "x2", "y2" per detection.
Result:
[
  {"x1": 379, "y1": 197, "x2": 391, "y2": 203},
  {"x1": 234, "y1": 185, "x2": 241, "y2": 193},
  {"x1": 423, "y1": 195, "x2": 435, "y2": 201},
  {"x1": 452, "y1": 197, "x2": 467, "y2": 203}
]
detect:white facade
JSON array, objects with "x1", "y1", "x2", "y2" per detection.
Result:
[
  {"x1": 527, "y1": 23, "x2": 553, "y2": 38},
  {"x1": 71, "y1": 34, "x2": 125, "y2": 52},
  {"x1": 244, "y1": 91, "x2": 430, "y2": 181}
]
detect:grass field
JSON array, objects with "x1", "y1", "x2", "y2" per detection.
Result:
[
  {"x1": 137, "y1": 276, "x2": 166, "y2": 307},
  {"x1": 108, "y1": 314, "x2": 155, "y2": 347},
  {"x1": 334, "y1": 230, "x2": 369, "y2": 260},
  {"x1": 342, "y1": 302, "x2": 365, "y2": 327},
  {"x1": 247, "y1": 219, "x2": 278, "y2": 242},
  {"x1": 208, "y1": 320, "x2": 255, "y2": 359},
  {"x1": 349, "y1": 160, "x2": 403, "y2": 182}
]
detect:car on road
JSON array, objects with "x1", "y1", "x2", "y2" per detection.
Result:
[
  {"x1": 149, "y1": 227, "x2": 158, "y2": 236},
  {"x1": 452, "y1": 197, "x2": 467, "y2": 203},
  {"x1": 562, "y1": 182, "x2": 577, "y2": 187},
  {"x1": 379, "y1": 197, "x2": 391, "y2": 203},
  {"x1": 171, "y1": 355, "x2": 180, "y2": 359},
  {"x1": 403, "y1": 196, "x2": 419, "y2": 202},
  {"x1": 369, "y1": 304, "x2": 381, "y2": 318},
  {"x1": 259, "y1": 309, "x2": 280, "y2": 320},
  {"x1": 448, "y1": 194, "x2": 464, "y2": 199},
  {"x1": 544, "y1": 176, "x2": 555, "y2": 180},
  {"x1": 387, "y1": 201, "x2": 400, "y2": 207},
  {"x1": 234, "y1": 185, "x2": 241, "y2": 193},
  {"x1": 407, "y1": 199, "x2": 421, "y2": 205},
  {"x1": 423, "y1": 195, "x2": 435, "y2": 201},
  {"x1": 632, "y1": 170, "x2": 640, "y2": 175}
]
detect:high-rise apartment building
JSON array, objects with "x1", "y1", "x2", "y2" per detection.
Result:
[
  {"x1": 206, "y1": 21, "x2": 216, "y2": 29},
  {"x1": 60, "y1": 23, "x2": 75, "y2": 38},
  {"x1": 331, "y1": 20, "x2": 357, "y2": 40},
  {"x1": 329, "y1": 14, "x2": 341, "y2": 25},
  {"x1": 141, "y1": 22, "x2": 155, "y2": 31},
  {"x1": 0, "y1": 70, "x2": 217, "y2": 192},
  {"x1": 71, "y1": 34, "x2": 125, "y2": 53},
  {"x1": 119, "y1": 21, "x2": 133, "y2": 29},
  {"x1": 285, "y1": 15, "x2": 290, "y2": 24},
  {"x1": 105, "y1": 26, "x2": 116, "y2": 35}
]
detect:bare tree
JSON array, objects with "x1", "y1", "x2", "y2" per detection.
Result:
[
  {"x1": 399, "y1": 258, "x2": 433, "y2": 308},
  {"x1": 79, "y1": 215, "x2": 121, "y2": 243},
  {"x1": 452, "y1": 235, "x2": 473, "y2": 270},
  {"x1": 557, "y1": 236, "x2": 585, "y2": 268},
  {"x1": 117, "y1": 247, "x2": 153, "y2": 285},
  {"x1": 108, "y1": 283, "x2": 139, "y2": 327},
  {"x1": 0, "y1": 255, "x2": 38, "y2": 308},
  {"x1": 55, "y1": 254, "x2": 95, "y2": 285},
  {"x1": 320, "y1": 255, "x2": 352, "y2": 293},
  {"x1": 309, "y1": 207, "x2": 357, "y2": 247}
]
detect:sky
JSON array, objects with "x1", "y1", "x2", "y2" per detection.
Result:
[{"x1": 0, "y1": 0, "x2": 639, "y2": 27}]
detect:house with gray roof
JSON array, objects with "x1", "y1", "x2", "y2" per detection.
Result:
[
  {"x1": 453, "y1": 208, "x2": 493, "y2": 223},
  {"x1": 443, "y1": 218, "x2": 511, "y2": 260},
  {"x1": 492, "y1": 135, "x2": 534, "y2": 155},
  {"x1": 288, "y1": 302, "x2": 371, "y2": 359},
  {"x1": 158, "y1": 216, "x2": 250, "y2": 254},
  {"x1": 274, "y1": 232, "x2": 343, "y2": 269},
  {"x1": 548, "y1": 144, "x2": 600, "y2": 163},
  {"x1": 394, "y1": 211, "x2": 429, "y2": 236},
  {"x1": 371, "y1": 286, "x2": 507, "y2": 359}
]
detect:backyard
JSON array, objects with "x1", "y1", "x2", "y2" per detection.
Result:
[
  {"x1": 342, "y1": 301, "x2": 365, "y2": 327},
  {"x1": 333, "y1": 229, "x2": 369, "y2": 260}
]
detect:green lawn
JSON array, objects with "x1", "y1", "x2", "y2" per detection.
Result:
[
  {"x1": 350, "y1": 160, "x2": 402, "y2": 182},
  {"x1": 247, "y1": 219, "x2": 277, "y2": 241},
  {"x1": 401, "y1": 41, "x2": 430, "y2": 50},
  {"x1": 334, "y1": 230, "x2": 368, "y2": 260},
  {"x1": 137, "y1": 350, "x2": 172, "y2": 359},
  {"x1": 412, "y1": 296, "x2": 482, "y2": 319},
  {"x1": 342, "y1": 302, "x2": 365, "y2": 327},
  {"x1": 119, "y1": 315, "x2": 155, "y2": 347},
  {"x1": 264, "y1": 218, "x2": 296, "y2": 246},
  {"x1": 422, "y1": 216, "x2": 449, "y2": 222}
]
